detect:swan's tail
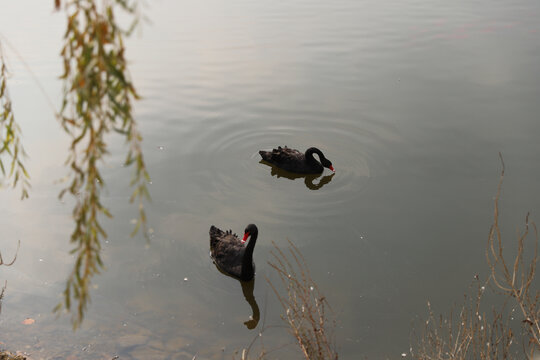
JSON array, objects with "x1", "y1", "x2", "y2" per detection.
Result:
[
  {"x1": 209, "y1": 225, "x2": 223, "y2": 248},
  {"x1": 259, "y1": 150, "x2": 271, "y2": 162}
]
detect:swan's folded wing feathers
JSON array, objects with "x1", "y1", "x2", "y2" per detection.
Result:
[
  {"x1": 213, "y1": 240, "x2": 245, "y2": 278},
  {"x1": 270, "y1": 147, "x2": 295, "y2": 162}
]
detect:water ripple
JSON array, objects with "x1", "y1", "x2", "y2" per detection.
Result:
[{"x1": 177, "y1": 114, "x2": 398, "y2": 231}]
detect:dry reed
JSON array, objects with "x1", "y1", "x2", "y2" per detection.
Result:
[
  {"x1": 413, "y1": 154, "x2": 539, "y2": 359},
  {"x1": 266, "y1": 240, "x2": 338, "y2": 360},
  {"x1": 412, "y1": 281, "x2": 516, "y2": 359},
  {"x1": 234, "y1": 240, "x2": 337, "y2": 360},
  {"x1": 0, "y1": 280, "x2": 5, "y2": 314}
]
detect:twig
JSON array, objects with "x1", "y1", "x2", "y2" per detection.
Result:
[{"x1": 0, "y1": 240, "x2": 20, "y2": 266}]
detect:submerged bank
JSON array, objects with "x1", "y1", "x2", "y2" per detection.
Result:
[{"x1": 0, "y1": 350, "x2": 25, "y2": 360}]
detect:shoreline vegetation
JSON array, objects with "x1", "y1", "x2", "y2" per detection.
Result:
[{"x1": 412, "y1": 155, "x2": 539, "y2": 359}]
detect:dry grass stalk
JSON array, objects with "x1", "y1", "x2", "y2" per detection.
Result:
[
  {"x1": 0, "y1": 280, "x2": 6, "y2": 314},
  {"x1": 234, "y1": 348, "x2": 266, "y2": 360},
  {"x1": 266, "y1": 240, "x2": 338, "y2": 360},
  {"x1": 413, "y1": 154, "x2": 539, "y2": 359},
  {"x1": 413, "y1": 281, "x2": 515, "y2": 359}
]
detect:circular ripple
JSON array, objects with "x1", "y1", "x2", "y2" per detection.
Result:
[{"x1": 178, "y1": 114, "x2": 399, "y2": 233}]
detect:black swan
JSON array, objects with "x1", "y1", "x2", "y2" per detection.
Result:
[
  {"x1": 209, "y1": 224, "x2": 258, "y2": 281},
  {"x1": 259, "y1": 146, "x2": 335, "y2": 174}
]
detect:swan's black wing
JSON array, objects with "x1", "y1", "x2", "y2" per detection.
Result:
[
  {"x1": 259, "y1": 146, "x2": 305, "y2": 167},
  {"x1": 209, "y1": 226, "x2": 245, "y2": 279}
]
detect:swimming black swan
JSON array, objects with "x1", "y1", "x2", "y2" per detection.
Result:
[
  {"x1": 259, "y1": 146, "x2": 335, "y2": 174},
  {"x1": 209, "y1": 224, "x2": 258, "y2": 281}
]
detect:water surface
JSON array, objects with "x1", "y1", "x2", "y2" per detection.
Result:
[{"x1": 1, "y1": 0, "x2": 540, "y2": 358}]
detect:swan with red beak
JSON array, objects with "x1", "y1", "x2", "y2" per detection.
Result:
[{"x1": 210, "y1": 224, "x2": 258, "y2": 281}]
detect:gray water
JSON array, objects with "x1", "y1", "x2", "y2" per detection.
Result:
[{"x1": 1, "y1": 0, "x2": 540, "y2": 358}]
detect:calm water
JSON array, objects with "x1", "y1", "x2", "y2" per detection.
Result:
[{"x1": 1, "y1": 0, "x2": 540, "y2": 358}]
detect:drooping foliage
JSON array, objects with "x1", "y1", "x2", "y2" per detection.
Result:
[
  {"x1": 0, "y1": 44, "x2": 30, "y2": 199},
  {"x1": 53, "y1": 0, "x2": 149, "y2": 328}
]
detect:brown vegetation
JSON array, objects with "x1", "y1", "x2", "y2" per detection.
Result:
[
  {"x1": 267, "y1": 240, "x2": 338, "y2": 360},
  {"x1": 234, "y1": 240, "x2": 338, "y2": 360},
  {"x1": 486, "y1": 156, "x2": 539, "y2": 350},
  {"x1": 412, "y1": 155, "x2": 539, "y2": 359}
]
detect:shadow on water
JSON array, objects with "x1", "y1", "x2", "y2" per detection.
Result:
[
  {"x1": 212, "y1": 263, "x2": 260, "y2": 330},
  {"x1": 259, "y1": 160, "x2": 335, "y2": 190}
]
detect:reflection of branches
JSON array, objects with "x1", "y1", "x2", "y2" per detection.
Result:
[
  {"x1": 53, "y1": 0, "x2": 149, "y2": 329},
  {"x1": 0, "y1": 240, "x2": 20, "y2": 266},
  {"x1": 267, "y1": 240, "x2": 337, "y2": 360},
  {"x1": 486, "y1": 153, "x2": 539, "y2": 351}
]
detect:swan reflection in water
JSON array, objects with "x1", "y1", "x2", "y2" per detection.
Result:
[
  {"x1": 240, "y1": 278, "x2": 260, "y2": 329},
  {"x1": 212, "y1": 265, "x2": 260, "y2": 329},
  {"x1": 259, "y1": 160, "x2": 335, "y2": 190}
]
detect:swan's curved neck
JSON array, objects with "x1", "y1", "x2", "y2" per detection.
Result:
[
  {"x1": 242, "y1": 231, "x2": 257, "y2": 277},
  {"x1": 305, "y1": 147, "x2": 324, "y2": 164}
]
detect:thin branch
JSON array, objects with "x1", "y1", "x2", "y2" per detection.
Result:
[
  {"x1": 266, "y1": 240, "x2": 338, "y2": 360},
  {"x1": 0, "y1": 42, "x2": 30, "y2": 199},
  {"x1": 0, "y1": 240, "x2": 20, "y2": 266}
]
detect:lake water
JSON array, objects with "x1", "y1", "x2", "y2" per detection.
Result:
[{"x1": 1, "y1": 0, "x2": 540, "y2": 358}]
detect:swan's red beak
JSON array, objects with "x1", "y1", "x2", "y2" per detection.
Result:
[
  {"x1": 242, "y1": 232, "x2": 249, "y2": 243},
  {"x1": 329, "y1": 165, "x2": 335, "y2": 172}
]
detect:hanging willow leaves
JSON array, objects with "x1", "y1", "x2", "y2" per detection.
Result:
[
  {"x1": 54, "y1": 0, "x2": 149, "y2": 328},
  {"x1": 0, "y1": 44, "x2": 30, "y2": 199}
]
